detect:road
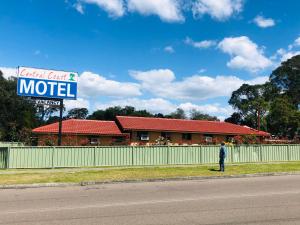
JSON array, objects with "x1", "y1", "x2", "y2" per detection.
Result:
[{"x1": 0, "y1": 175, "x2": 300, "y2": 225}]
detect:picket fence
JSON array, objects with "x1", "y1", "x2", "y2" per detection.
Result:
[{"x1": 0, "y1": 145, "x2": 299, "y2": 169}]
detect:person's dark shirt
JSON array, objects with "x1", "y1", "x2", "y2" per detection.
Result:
[{"x1": 219, "y1": 146, "x2": 227, "y2": 159}]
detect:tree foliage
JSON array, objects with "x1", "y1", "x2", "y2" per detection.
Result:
[
  {"x1": 87, "y1": 106, "x2": 153, "y2": 121},
  {"x1": 227, "y1": 54, "x2": 300, "y2": 138},
  {"x1": 266, "y1": 97, "x2": 300, "y2": 138},
  {"x1": 190, "y1": 109, "x2": 219, "y2": 121},
  {"x1": 166, "y1": 108, "x2": 186, "y2": 119},
  {"x1": 0, "y1": 71, "x2": 39, "y2": 142},
  {"x1": 270, "y1": 55, "x2": 300, "y2": 107},
  {"x1": 225, "y1": 112, "x2": 244, "y2": 125},
  {"x1": 67, "y1": 108, "x2": 89, "y2": 119},
  {"x1": 228, "y1": 83, "x2": 273, "y2": 130}
]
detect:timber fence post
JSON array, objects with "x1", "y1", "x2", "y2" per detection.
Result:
[
  {"x1": 131, "y1": 146, "x2": 134, "y2": 166},
  {"x1": 167, "y1": 145, "x2": 169, "y2": 165},
  {"x1": 94, "y1": 146, "x2": 96, "y2": 167},
  {"x1": 200, "y1": 145, "x2": 203, "y2": 164},
  {"x1": 52, "y1": 146, "x2": 55, "y2": 169},
  {"x1": 231, "y1": 146, "x2": 234, "y2": 163},
  {"x1": 5, "y1": 147, "x2": 10, "y2": 169},
  {"x1": 287, "y1": 145, "x2": 290, "y2": 161},
  {"x1": 260, "y1": 145, "x2": 263, "y2": 162}
]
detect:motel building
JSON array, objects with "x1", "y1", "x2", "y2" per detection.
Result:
[
  {"x1": 32, "y1": 119, "x2": 128, "y2": 146},
  {"x1": 32, "y1": 116, "x2": 270, "y2": 146}
]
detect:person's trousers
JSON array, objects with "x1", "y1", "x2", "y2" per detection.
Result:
[{"x1": 219, "y1": 159, "x2": 225, "y2": 172}]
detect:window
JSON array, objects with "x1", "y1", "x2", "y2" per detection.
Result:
[
  {"x1": 90, "y1": 137, "x2": 100, "y2": 145},
  {"x1": 161, "y1": 132, "x2": 171, "y2": 141},
  {"x1": 182, "y1": 133, "x2": 192, "y2": 141},
  {"x1": 114, "y1": 136, "x2": 126, "y2": 143},
  {"x1": 204, "y1": 134, "x2": 213, "y2": 143},
  {"x1": 137, "y1": 132, "x2": 149, "y2": 141}
]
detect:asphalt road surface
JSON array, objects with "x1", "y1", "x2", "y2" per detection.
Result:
[{"x1": 0, "y1": 175, "x2": 300, "y2": 225}]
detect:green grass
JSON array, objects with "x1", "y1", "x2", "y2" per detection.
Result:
[{"x1": 0, "y1": 162, "x2": 300, "y2": 185}]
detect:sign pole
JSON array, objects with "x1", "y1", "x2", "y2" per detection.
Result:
[{"x1": 58, "y1": 99, "x2": 64, "y2": 146}]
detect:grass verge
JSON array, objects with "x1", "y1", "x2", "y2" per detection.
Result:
[{"x1": 1, "y1": 162, "x2": 300, "y2": 185}]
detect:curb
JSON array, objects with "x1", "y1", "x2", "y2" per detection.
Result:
[{"x1": 1, "y1": 172, "x2": 300, "y2": 189}]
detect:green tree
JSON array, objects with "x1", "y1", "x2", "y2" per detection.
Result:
[
  {"x1": 225, "y1": 112, "x2": 244, "y2": 125},
  {"x1": 67, "y1": 108, "x2": 89, "y2": 119},
  {"x1": 0, "y1": 71, "x2": 38, "y2": 142},
  {"x1": 228, "y1": 83, "x2": 274, "y2": 130},
  {"x1": 190, "y1": 109, "x2": 219, "y2": 121},
  {"x1": 36, "y1": 105, "x2": 60, "y2": 122},
  {"x1": 270, "y1": 55, "x2": 300, "y2": 107},
  {"x1": 88, "y1": 106, "x2": 154, "y2": 120},
  {"x1": 167, "y1": 108, "x2": 186, "y2": 119},
  {"x1": 267, "y1": 97, "x2": 300, "y2": 138},
  {"x1": 46, "y1": 116, "x2": 61, "y2": 125}
]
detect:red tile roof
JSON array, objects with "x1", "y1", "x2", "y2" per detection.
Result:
[
  {"x1": 116, "y1": 116, "x2": 270, "y2": 136},
  {"x1": 32, "y1": 119, "x2": 124, "y2": 136}
]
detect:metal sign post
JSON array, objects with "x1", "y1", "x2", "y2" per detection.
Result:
[{"x1": 58, "y1": 99, "x2": 64, "y2": 146}]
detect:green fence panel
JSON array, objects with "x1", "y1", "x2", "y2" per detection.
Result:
[
  {"x1": 133, "y1": 146, "x2": 168, "y2": 166},
  {"x1": 95, "y1": 146, "x2": 132, "y2": 166},
  {"x1": 201, "y1": 146, "x2": 220, "y2": 164},
  {"x1": 186, "y1": 146, "x2": 202, "y2": 165},
  {"x1": 261, "y1": 145, "x2": 289, "y2": 162},
  {"x1": 168, "y1": 145, "x2": 214, "y2": 165},
  {"x1": 9, "y1": 147, "x2": 53, "y2": 168},
  {"x1": 235, "y1": 145, "x2": 261, "y2": 163},
  {"x1": 0, "y1": 147, "x2": 8, "y2": 169},
  {"x1": 289, "y1": 145, "x2": 300, "y2": 161},
  {"x1": 54, "y1": 147, "x2": 94, "y2": 168},
  {"x1": 168, "y1": 146, "x2": 189, "y2": 164},
  {"x1": 5, "y1": 145, "x2": 300, "y2": 169}
]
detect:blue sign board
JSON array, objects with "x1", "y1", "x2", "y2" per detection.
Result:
[{"x1": 17, "y1": 67, "x2": 78, "y2": 100}]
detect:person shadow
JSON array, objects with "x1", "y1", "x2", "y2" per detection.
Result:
[{"x1": 209, "y1": 168, "x2": 220, "y2": 172}]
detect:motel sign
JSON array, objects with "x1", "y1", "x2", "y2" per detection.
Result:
[{"x1": 17, "y1": 67, "x2": 78, "y2": 100}]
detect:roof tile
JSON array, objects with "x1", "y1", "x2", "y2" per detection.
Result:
[
  {"x1": 116, "y1": 116, "x2": 270, "y2": 136},
  {"x1": 32, "y1": 119, "x2": 123, "y2": 136}
]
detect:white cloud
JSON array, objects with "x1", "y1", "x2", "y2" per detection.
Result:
[
  {"x1": 34, "y1": 50, "x2": 41, "y2": 55},
  {"x1": 78, "y1": 71, "x2": 141, "y2": 98},
  {"x1": 79, "y1": 0, "x2": 125, "y2": 17},
  {"x1": 130, "y1": 69, "x2": 268, "y2": 100},
  {"x1": 198, "y1": 68, "x2": 207, "y2": 73},
  {"x1": 272, "y1": 36, "x2": 300, "y2": 63},
  {"x1": 95, "y1": 97, "x2": 233, "y2": 120},
  {"x1": 179, "y1": 102, "x2": 234, "y2": 119},
  {"x1": 253, "y1": 15, "x2": 275, "y2": 28},
  {"x1": 294, "y1": 37, "x2": 300, "y2": 47},
  {"x1": 130, "y1": 69, "x2": 175, "y2": 84},
  {"x1": 96, "y1": 98, "x2": 176, "y2": 114},
  {"x1": 218, "y1": 36, "x2": 273, "y2": 72},
  {"x1": 164, "y1": 46, "x2": 175, "y2": 53},
  {"x1": 0, "y1": 67, "x2": 17, "y2": 79},
  {"x1": 184, "y1": 37, "x2": 216, "y2": 49},
  {"x1": 192, "y1": 0, "x2": 244, "y2": 21},
  {"x1": 127, "y1": 0, "x2": 184, "y2": 22},
  {"x1": 275, "y1": 48, "x2": 300, "y2": 62},
  {"x1": 64, "y1": 98, "x2": 90, "y2": 110},
  {"x1": 74, "y1": 2, "x2": 84, "y2": 14}
]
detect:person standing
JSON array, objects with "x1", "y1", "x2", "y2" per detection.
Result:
[{"x1": 219, "y1": 142, "x2": 227, "y2": 172}]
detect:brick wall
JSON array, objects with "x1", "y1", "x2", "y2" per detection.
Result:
[
  {"x1": 36, "y1": 134, "x2": 127, "y2": 146},
  {"x1": 129, "y1": 131, "x2": 228, "y2": 145}
]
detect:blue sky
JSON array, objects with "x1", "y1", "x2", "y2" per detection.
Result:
[{"x1": 1, "y1": 0, "x2": 300, "y2": 120}]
